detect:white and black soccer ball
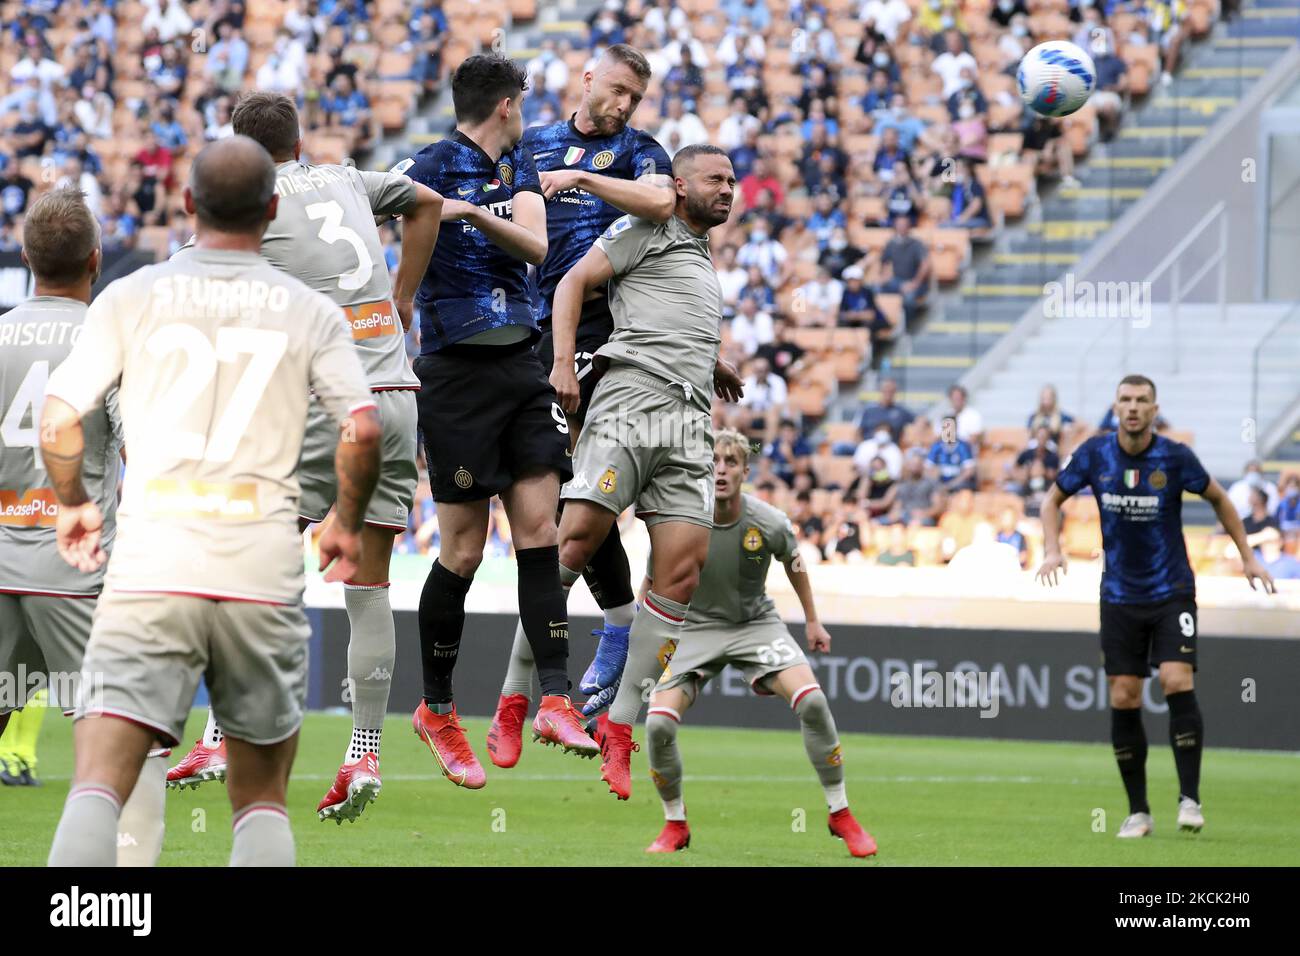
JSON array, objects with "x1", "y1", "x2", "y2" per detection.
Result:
[{"x1": 1017, "y1": 41, "x2": 1097, "y2": 118}]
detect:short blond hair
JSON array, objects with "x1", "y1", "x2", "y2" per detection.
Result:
[
  {"x1": 22, "y1": 187, "x2": 99, "y2": 285},
  {"x1": 714, "y1": 427, "x2": 754, "y2": 466}
]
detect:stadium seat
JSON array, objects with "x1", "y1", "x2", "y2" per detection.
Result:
[
  {"x1": 812, "y1": 454, "x2": 858, "y2": 488},
  {"x1": 821, "y1": 421, "x2": 862, "y2": 448}
]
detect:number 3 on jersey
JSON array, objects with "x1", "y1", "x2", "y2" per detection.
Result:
[
  {"x1": 306, "y1": 200, "x2": 373, "y2": 292},
  {"x1": 146, "y1": 326, "x2": 287, "y2": 462}
]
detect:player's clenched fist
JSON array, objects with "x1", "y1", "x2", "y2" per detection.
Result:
[
  {"x1": 550, "y1": 363, "x2": 581, "y2": 415},
  {"x1": 56, "y1": 501, "x2": 107, "y2": 573},
  {"x1": 539, "y1": 169, "x2": 583, "y2": 199},
  {"x1": 805, "y1": 620, "x2": 832, "y2": 653}
]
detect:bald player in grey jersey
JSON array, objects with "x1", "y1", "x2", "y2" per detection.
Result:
[
  {"x1": 641, "y1": 429, "x2": 877, "y2": 857},
  {"x1": 168, "y1": 93, "x2": 443, "y2": 824},
  {"x1": 43, "y1": 137, "x2": 381, "y2": 867},
  {"x1": 545, "y1": 143, "x2": 744, "y2": 800},
  {"x1": 0, "y1": 187, "x2": 167, "y2": 864}
]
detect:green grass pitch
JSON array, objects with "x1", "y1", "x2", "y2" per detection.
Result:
[{"x1": 5, "y1": 710, "x2": 1298, "y2": 866}]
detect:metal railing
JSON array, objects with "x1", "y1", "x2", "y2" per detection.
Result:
[
  {"x1": 1251, "y1": 298, "x2": 1300, "y2": 446},
  {"x1": 1077, "y1": 201, "x2": 1229, "y2": 413}
]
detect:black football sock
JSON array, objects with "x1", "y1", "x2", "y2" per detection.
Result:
[
  {"x1": 516, "y1": 545, "x2": 571, "y2": 697},
  {"x1": 1111, "y1": 706, "x2": 1150, "y2": 815},
  {"x1": 581, "y1": 522, "x2": 635, "y2": 619},
  {"x1": 418, "y1": 560, "x2": 472, "y2": 707},
  {"x1": 1165, "y1": 690, "x2": 1203, "y2": 804}
]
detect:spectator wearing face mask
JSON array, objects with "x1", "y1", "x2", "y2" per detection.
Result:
[
  {"x1": 924, "y1": 6, "x2": 969, "y2": 55},
  {"x1": 738, "y1": 220, "x2": 792, "y2": 287},
  {"x1": 855, "y1": 34, "x2": 902, "y2": 85},
  {"x1": 946, "y1": 68, "x2": 988, "y2": 121},
  {"x1": 819, "y1": 228, "x2": 866, "y2": 279},
  {"x1": 952, "y1": 99, "x2": 989, "y2": 164},
  {"x1": 855, "y1": 425, "x2": 904, "y2": 480},
  {"x1": 1227, "y1": 459, "x2": 1279, "y2": 518},
  {"x1": 851, "y1": 455, "x2": 896, "y2": 519}
]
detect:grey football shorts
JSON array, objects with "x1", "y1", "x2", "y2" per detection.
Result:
[
  {"x1": 76, "y1": 588, "x2": 309, "y2": 747},
  {"x1": 562, "y1": 366, "x2": 714, "y2": 529},
  {"x1": 299, "y1": 388, "x2": 417, "y2": 530},
  {"x1": 0, "y1": 592, "x2": 95, "y2": 713}
]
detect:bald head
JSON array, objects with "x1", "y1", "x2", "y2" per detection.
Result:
[{"x1": 186, "y1": 135, "x2": 278, "y2": 234}]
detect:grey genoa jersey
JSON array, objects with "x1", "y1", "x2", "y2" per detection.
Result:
[
  {"x1": 262, "y1": 160, "x2": 418, "y2": 389},
  {"x1": 593, "y1": 214, "x2": 722, "y2": 413},
  {"x1": 672, "y1": 493, "x2": 799, "y2": 626},
  {"x1": 0, "y1": 296, "x2": 121, "y2": 595},
  {"x1": 45, "y1": 248, "x2": 375, "y2": 606}
]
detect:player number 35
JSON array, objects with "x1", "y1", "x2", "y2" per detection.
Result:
[{"x1": 754, "y1": 638, "x2": 799, "y2": 666}]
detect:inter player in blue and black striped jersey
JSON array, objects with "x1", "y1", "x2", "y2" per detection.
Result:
[
  {"x1": 392, "y1": 55, "x2": 597, "y2": 788},
  {"x1": 487, "y1": 45, "x2": 676, "y2": 768},
  {"x1": 1036, "y1": 375, "x2": 1274, "y2": 839}
]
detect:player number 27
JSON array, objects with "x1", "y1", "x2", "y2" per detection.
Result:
[
  {"x1": 306, "y1": 200, "x2": 374, "y2": 292},
  {"x1": 146, "y1": 325, "x2": 288, "y2": 462}
]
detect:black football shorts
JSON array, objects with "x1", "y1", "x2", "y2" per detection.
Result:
[{"x1": 414, "y1": 339, "x2": 573, "y2": 503}]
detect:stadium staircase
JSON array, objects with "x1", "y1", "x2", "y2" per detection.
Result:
[{"x1": 846, "y1": 0, "x2": 1300, "y2": 417}]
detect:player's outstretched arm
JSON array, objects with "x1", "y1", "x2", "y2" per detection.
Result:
[
  {"x1": 551, "y1": 242, "x2": 615, "y2": 413},
  {"x1": 1035, "y1": 484, "x2": 1069, "y2": 586},
  {"x1": 714, "y1": 355, "x2": 744, "y2": 404},
  {"x1": 40, "y1": 395, "x2": 106, "y2": 573},
  {"x1": 443, "y1": 190, "x2": 547, "y2": 264},
  {"x1": 541, "y1": 169, "x2": 676, "y2": 223},
  {"x1": 1203, "y1": 479, "x2": 1277, "y2": 594},
  {"x1": 320, "y1": 408, "x2": 383, "y2": 583},
  {"x1": 392, "y1": 183, "x2": 444, "y2": 332},
  {"x1": 784, "y1": 554, "x2": 832, "y2": 651}
]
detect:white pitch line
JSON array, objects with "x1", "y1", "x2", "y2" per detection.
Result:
[{"x1": 40, "y1": 772, "x2": 1108, "y2": 785}]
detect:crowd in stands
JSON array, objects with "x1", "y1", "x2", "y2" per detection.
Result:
[
  {"x1": 4, "y1": 0, "x2": 1257, "y2": 580},
  {"x1": 1, "y1": 0, "x2": 468, "y2": 257}
]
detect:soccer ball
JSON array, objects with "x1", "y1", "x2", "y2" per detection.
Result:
[{"x1": 1017, "y1": 41, "x2": 1097, "y2": 118}]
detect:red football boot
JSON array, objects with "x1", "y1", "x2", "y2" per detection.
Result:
[
  {"x1": 487, "y1": 694, "x2": 529, "y2": 768},
  {"x1": 532, "y1": 695, "x2": 600, "y2": 758},
  {"x1": 165, "y1": 739, "x2": 227, "y2": 790},
  {"x1": 646, "y1": 819, "x2": 691, "y2": 853},
  {"x1": 412, "y1": 702, "x2": 486, "y2": 789},
  {"x1": 828, "y1": 807, "x2": 878, "y2": 858},
  {"x1": 598, "y1": 720, "x2": 639, "y2": 800},
  {"x1": 317, "y1": 753, "x2": 382, "y2": 824}
]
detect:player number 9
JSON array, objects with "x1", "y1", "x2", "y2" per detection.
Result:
[
  {"x1": 1178, "y1": 612, "x2": 1195, "y2": 638},
  {"x1": 550, "y1": 403, "x2": 569, "y2": 434}
]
